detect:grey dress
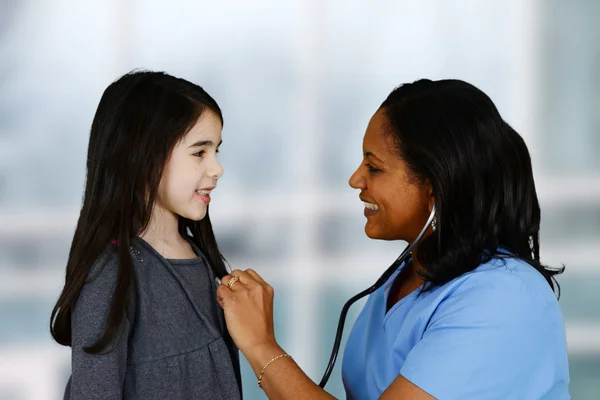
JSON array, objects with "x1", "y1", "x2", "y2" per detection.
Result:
[{"x1": 63, "y1": 237, "x2": 242, "y2": 400}]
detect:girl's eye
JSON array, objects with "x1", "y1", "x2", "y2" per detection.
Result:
[{"x1": 194, "y1": 150, "x2": 206, "y2": 158}]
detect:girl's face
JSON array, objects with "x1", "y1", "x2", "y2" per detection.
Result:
[{"x1": 157, "y1": 111, "x2": 224, "y2": 222}]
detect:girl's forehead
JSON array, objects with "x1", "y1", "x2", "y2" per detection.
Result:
[{"x1": 183, "y1": 113, "x2": 222, "y2": 143}]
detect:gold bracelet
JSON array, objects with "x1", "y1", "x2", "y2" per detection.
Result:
[{"x1": 257, "y1": 353, "x2": 292, "y2": 388}]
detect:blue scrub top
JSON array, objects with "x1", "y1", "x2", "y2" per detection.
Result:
[{"x1": 341, "y1": 256, "x2": 570, "y2": 399}]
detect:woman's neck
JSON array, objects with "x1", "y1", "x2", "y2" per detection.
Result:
[{"x1": 407, "y1": 248, "x2": 428, "y2": 283}]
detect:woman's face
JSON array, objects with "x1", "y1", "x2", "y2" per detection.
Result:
[{"x1": 349, "y1": 109, "x2": 433, "y2": 242}]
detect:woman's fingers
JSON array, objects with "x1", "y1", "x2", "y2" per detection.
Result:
[
  {"x1": 218, "y1": 268, "x2": 274, "y2": 308},
  {"x1": 216, "y1": 283, "x2": 232, "y2": 308},
  {"x1": 220, "y1": 275, "x2": 238, "y2": 291},
  {"x1": 244, "y1": 268, "x2": 268, "y2": 286},
  {"x1": 245, "y1": 269, "x2": 274, "y2": 295},
  {"x1": 215, "y1": 268, "x2": 277, "y2": 354},
  {"x1": 222, "y1": 269, "x2": 260, "y2": 290},
  {"x1": 231, "y1": 269, "x2": 259, "y2": 285}
]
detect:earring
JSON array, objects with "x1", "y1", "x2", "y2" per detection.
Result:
[{"x1": 431, "y1": 215, "x2": 437, "y2": 231}]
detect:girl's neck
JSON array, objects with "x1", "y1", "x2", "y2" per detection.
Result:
[{"x1": 139, "y1": 205, "x2": 196, "y2": 259}]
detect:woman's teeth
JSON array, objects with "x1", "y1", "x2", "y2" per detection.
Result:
[
  {"x1": 364, "y1": 201, "x2": 379, "y2": 211},
  {"x1": 196, "y1": 190, "x2": 211, "y2": 195}
]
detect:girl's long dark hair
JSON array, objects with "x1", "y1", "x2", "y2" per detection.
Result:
[
  {"x1": 380, "y1": 79, "x2": 564, "y2": 295},
  {"x1": 50, "y1": 70, "x2": 229, "y2": 353}
]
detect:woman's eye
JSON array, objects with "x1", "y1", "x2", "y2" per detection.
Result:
[{"x1": 365, "y1": 163, "x2": 380, "y2": 174}]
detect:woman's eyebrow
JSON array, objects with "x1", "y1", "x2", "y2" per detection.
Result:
[{"x1": 365, "y1": 151, "x2": 384, "y2": 163}]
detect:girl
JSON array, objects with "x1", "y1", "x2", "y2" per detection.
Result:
[{"x1": 50, "y1": 70, "x2": 242, "y2": 400}]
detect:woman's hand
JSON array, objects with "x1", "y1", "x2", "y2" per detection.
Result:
[
  {"x1": 217, "y1": 269, "x2": 338, "y2": 400},
  {"x1": 216, "y1": 269, "x2": 279, "y2": 358}
]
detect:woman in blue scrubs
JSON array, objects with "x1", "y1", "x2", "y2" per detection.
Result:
[{"x1": 217, "y1": 79, "x2": 571, "y2": 399}]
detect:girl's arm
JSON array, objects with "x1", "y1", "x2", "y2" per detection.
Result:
[{"x1": 68, "y1": 256, "x2": 131, "y2": 399}]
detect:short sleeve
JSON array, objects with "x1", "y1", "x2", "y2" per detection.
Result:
[{"x1": 399, "y1": 271, "x2": 567, "y2": 399}]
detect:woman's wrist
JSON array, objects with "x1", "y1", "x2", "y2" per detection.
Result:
[{"x1": 245, "y1": 341, "x2": 287, "y2": 378}]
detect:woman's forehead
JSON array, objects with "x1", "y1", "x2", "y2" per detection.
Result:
[{"x1": 363, "y1": 111, "x2": 398, "y2": 162}]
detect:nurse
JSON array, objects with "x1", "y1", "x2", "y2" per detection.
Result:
[{"x1": 217, "y1": 79, "x2": 570, "y2": 399}]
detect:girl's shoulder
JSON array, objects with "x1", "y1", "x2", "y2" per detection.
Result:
[
  {"x1": 87, "y1": 240, "x2": 149, "y2": 281},
  {"x1": 85, "y1": 243, "x2": 121, "y2": 283},
  {"x1": 77, "y1": 243, "x2": 136, "y2": 318}
]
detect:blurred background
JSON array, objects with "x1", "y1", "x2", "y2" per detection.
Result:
[{"x1": 0, "y1": 0, "x2": 599, "y2": 399}]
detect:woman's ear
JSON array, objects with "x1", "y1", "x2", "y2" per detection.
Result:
[{"x1": 425, "y1": 179, "x2": 435, "y2": 213}]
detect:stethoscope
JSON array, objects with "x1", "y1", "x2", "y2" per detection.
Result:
[{"x1": 318, "y1": 205, "x2": 437, "y2": 388}]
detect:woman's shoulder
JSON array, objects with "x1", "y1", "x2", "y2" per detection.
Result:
[
  {"x1": 445, "y1": 256, "x2": 560, "y2": 313},
  {"x1": 415, "y1": 256, "x2": 566, "y2": 346}
]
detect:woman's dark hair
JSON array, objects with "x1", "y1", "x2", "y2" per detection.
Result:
[
  {"x1": 380, "y1": 79, "x2": 563, "y2": 295},
  {"x1": 50, "y1": 70, "x2": 229, "y2": 352}
]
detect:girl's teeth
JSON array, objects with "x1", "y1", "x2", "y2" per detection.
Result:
[
  {"x1": 197, "y1": 190, "x2": 210, "y2": 195},
  {"x1": 364, "y1": 201, "x2": 378, "y2": 211}
]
